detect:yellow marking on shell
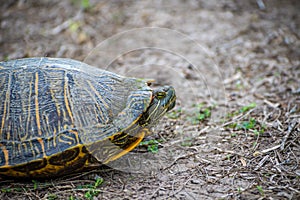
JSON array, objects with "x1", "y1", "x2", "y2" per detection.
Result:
[
  {"x1": 35, "y1": 72, "x2": 42, "y2": 136},
  {"x1": 0, "y1": 144, "x2": 9, "y2": 166},
  {"x1": 0, "y1": 144, "x2": 89, "y2": 178},
  {"x1": 1, "y1": 74, "x2": 12, "y2": 140},
  {"x1": 25, "y1": 76, "x2": 33, "y2": 139},
  {"x1": 86, "y1": 80, "x2": 109, "y2": 108},
  {"x1": 45, "y1": 115, "x2": 50, "y2": 133},
  {"x1": 104, "y1": 129, "x2": 148, "y2": 164},
  {"x1": 69, "y1": 129, "x2": 80, "y2": 144},
  {"x1": 86, "y1": 80, "x2": 109, "y2": 122},
  {"x1": 37, "y1": 138, "x2": 46, "y2": 157},
  {"x1": 63, "y1": 124, "x2": 69, "y2": 130},
  {"x1": 52, "y1": 127, "x2": 57, "y2": 147},
  {"x1": 58, "y1": 133, "x2": 76, "y2": 145},
  {"x1": 49, "y1": 88, "x2": 61, "y2": 121},
  {"x1": 64, "y1": 74, "x2": 74, "y2": 125}
]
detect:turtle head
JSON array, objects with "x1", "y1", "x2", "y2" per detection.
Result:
[
  {"x1": 88, "y1": 85, "x2": 176, "y2": 164},
  {"x1": 139, "y1": 86, "x2": 176, "y2": 127}
]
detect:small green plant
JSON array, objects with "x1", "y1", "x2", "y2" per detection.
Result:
[
  {"x1": 227, "y1": 102, "x2": 257, "y2": 118},
  {"x1": 256, "y1": 185, "x2": 264, "y2": 196},
  {"x1": 1, "y1": 187, "x2": 23, "y2": 193},
  {"x1": 236, "y1": 82, "x2": 243, "y2": 89},
  {"x1": 187, "y1": 103, "x2": 212, "y2": 124},
  {"x1": 69, "y1": 21, "x2": 81, "y2": 33},
  {"x1": 1, "y1": 188, "x2": 12, "y2": 193},
  {"x1": 239, "y1": 102, "x2": 256, "y2": 113},
  {"x1": 167, "y1": 107, "x2": 182, "y2": 119},
  {"x1": 139, "y1": 139, "x2": 162, "y2": 153},
  {"x1": 198, "y1": 108, "x2": 211, "y2": 121},
  {"x1": 252, "y1": 141, "x2": 257, "y2": 148},
  {"x1": 94, "y1": 177, "x2": 103, "y2": 187},
  {"x1": 227, "y1": 116, "x2": 267, "y2": 138},
  {"x1": 225, "y1": 102, "x2": 265, "y2": 136},
  {"x1": 231, "y1": 133, "x2": 237, "y2": 137},
  {"x1": 237, "y1": 186, "x2": 242, "y2": 193},
  {"x1": 84, "y1": 190, "x2": 95, "y2": 200},
  {"x1": 72, "y1": 0, "x2": 91, "y2": 10},
  {"x1": 77, "y1": 177, "x2": 104, "y2": 200},
  {"x1": 228, "y1": 118, "x2": 256, "y2": 130},
  {"x1": 181, "y1": 137, "x2": 193, "y2": 147},
  {"x1": 236, "y1": 118, "x2": 256, "y2": 130},
  {"x1": 226, "y1": 154, "x2": 232, "y2": 160},
  {"x1": 47, "y1": 193, "x2": 58, "y2": 200},
  {"x1": 259, "y1": 124, "x2": 266, "y2": 134},
  {"x1": 274, "y1": 71, "x2": 281, "y2": 77},
  {"x1": 80, "y1": 0, "x2": 91, "y2": 9},
  {"x1": 253, "y1": 129, "x2": 259, "y2": 136},
  {"x1": 32, "y1": 180, "x2": 38, "y2": 190}
]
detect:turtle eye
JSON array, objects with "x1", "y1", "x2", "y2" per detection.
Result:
[{"x1": 156, "y1": 91, "x2": 166, "y2": 99}]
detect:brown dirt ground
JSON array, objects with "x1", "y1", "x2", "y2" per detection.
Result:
[{"x1": 0, "y1": 0, "x2": 299, "y2": 199}]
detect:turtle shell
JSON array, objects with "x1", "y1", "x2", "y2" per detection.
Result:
[{"x1": 0, "y1": 57, "x2": 154, "y2": 178}]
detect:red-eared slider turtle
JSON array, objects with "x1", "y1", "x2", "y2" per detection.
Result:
[{"x1": 0, "y1": 57, "x2": 176, "y2": 178}]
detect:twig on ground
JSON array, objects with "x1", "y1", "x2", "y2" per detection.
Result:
[
  {"x1": 214, "y1": 147, "x2": 245, "y2": 157},
  {"x1": 280, "y1": 120, "x2": 298, "y2": 150},
  {"x1": 254, "y1": 155, "x2": 270, "y2": 170},
  {"x1": 162, "y1": 152, "x2": 199, "y2": 171},
  {"x1": 222, "y1": 109, "x2": 255, "y2": 127},
  {"x1": 263, "y1": 99, "x2": 280, "y2": 108},
  {"x1": 260, "y1": 144, "x2": 281, "y2": 154},
  {"x1": 150, "y1": 183, "x2": 164, "y2": 199}
]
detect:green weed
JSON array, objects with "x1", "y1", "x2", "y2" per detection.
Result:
[
  {"x1": 227, "y1": 103, "x2": 257, "y2": 118},
  {"x1": 139, "y1": 139, "x2": 162, "y2": 153},
  {"x1": 1, "y1": 188, "x2": 12, "y2": 193},
  {"x1": 239, "y1": 103, "x2": 256, "y2": 113},
  {"x1": 237, "y1": 187, "x2": 242, "y2": 193},
  {"x1": 80, "y1": 0, "x2": 91, "y2": 9},
  {"x1": 236, "y1": 118, "x2": 256, "y2": 130},
  {"x1": 187, "y1": 103, "x2": 212, "y2": 125},
  {"x1": 180, "y1": 137, "x2": 193, "y2": 147},
  {"x1": 32, "y1": 180, "x2": 38, "y2": 190},
  {"x1": 226, "y1": 154, "x2": 232, "y2": 160},
  {"x1": 76, "y1": 177, "x2": 104, "y2": 200},
  {"x1": 71, "y1": 0, "x2": 91, "y2": 10},
  {"x1": 231, "y1": 133, "x2": 237, "y2": 137},
  {"x1": 256, "y1": 185, "x2": 264, "y2": 196},
  {"x1": 47, "y1": 193, "x2": 58, "y2": 200},
  {"x1": 167, "y1": 107, "x2": 182, "y2": 119},
  {"x1": 69, "y1": 21, "x2": 81, "y2": 33}
]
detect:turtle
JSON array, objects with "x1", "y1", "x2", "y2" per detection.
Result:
[{"x1": 0, "y1": 57, "x2": 176, "y2": 178}]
